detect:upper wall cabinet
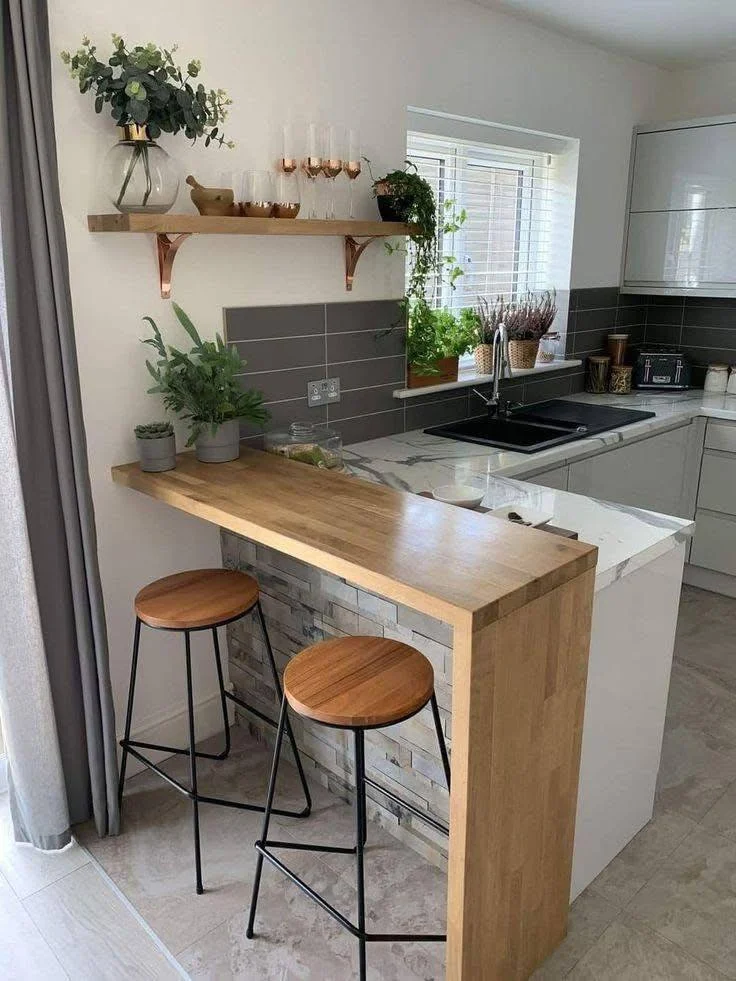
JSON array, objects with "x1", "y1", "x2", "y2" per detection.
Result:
[{"x1": 621, "y1": 115, "x2": 736, "y2": 297}]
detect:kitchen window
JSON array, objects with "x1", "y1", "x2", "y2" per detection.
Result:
[{"x1": 406, "y1": 130, "x2": 565, "y2": 312}]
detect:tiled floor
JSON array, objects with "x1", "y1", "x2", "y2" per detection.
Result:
[{"x1": 4, "y1": 583, "x2": 736, "y2": 979}]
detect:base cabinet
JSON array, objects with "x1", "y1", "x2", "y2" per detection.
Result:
[
  {"x1": 524, "y1": 464, "x2": 569, "y2": 491},
  {"x1": 689, "y1": 418, "x2": 736, "y2": 584},
  {"x1": 568, "y1": 422, "x2": 700, "y2": 519}
]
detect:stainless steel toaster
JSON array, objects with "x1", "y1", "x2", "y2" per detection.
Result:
[{"x1": 633, "y1": 350, "x2": 691, "y2": 390}]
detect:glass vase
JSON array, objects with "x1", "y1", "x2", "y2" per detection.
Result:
[{"x1": 102, "y1": 125, "x2": 179, "y2": 214}]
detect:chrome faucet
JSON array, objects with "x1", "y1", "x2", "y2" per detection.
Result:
[{"x1": 472, "y1": 322, "x2": 515, "y2": 418}]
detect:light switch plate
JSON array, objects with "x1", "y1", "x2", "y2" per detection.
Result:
[{"x1": 307, "y1": 377, "x2": 341, "y2": 406}]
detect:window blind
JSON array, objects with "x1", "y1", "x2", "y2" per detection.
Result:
[{"x1": 407, "y1": 131, "x2": 563, "y2": 310}]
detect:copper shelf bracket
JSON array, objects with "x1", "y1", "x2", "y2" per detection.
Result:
[
  {"x1": 344, "y1": 235, "x2": 379, "y2": 291},
  {"x1": 156, "y1": 232, "x2": 191, "y2": 299}
]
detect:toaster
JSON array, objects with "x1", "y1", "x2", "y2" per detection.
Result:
[{"x1": 633, "y1": 350, "x2": 691, "y2": 390}]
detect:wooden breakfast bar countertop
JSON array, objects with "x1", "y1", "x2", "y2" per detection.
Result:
[{"x1": 112, "y1": 449, "x2": 598, "y2": 980}]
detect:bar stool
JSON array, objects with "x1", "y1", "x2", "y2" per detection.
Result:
[
  {"x1": 117, "y1": 568, "x2": 311, "y2": 894},
  {"x1": 246, "y1": 636, "x2": 451, "y2": 980}
]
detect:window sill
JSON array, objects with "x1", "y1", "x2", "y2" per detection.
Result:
[{"x1": 393, "y1": 359, "x2": 583, "y2": 400}]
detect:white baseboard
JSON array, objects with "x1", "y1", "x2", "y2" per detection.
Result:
[
  {"x1": 120, "y1": 686, "x2": 235, "y2": 781},
  {"x1": 684, "y1": 563, "x2": 736, "y2": 599}
]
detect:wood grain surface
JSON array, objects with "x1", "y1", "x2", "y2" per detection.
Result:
[{"x1": 134, "y1": 568, "x2": 259, "y2": 629}]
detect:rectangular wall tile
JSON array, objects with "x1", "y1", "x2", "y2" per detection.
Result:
[
  {"x1": 326, "y1": 327, "x2": 406, "y2": 363},
  {"x1": 326, "y1": 299, "x2": 402, "y2": 333},
  {"x1": 571, "y1": 287, "x2": 619, "y2": 310},
  {"x1": 332, "y1": 409, "x2": 404, "y2": 445},
  {"x1": 240, "y1": 399, "x2": 326, "y2": 437},
  {"x1": 646, "y1": 304, "x2": 684, "y2": 327},
  {"x1": 683, "y1": 305, "x2": 736, "y2": 329},
  {"x1": 224, "y1": 303, "x2": 325, "y2": 341},
  {"x1": 406, "y1": 396, "x2": 469, "y2": 430},
  {"x1": 329, "y1": 384, "x2": 400, "y2": 421},
  {"x1": 234, "y1": 335, "x2": 325, "y2": 372},
  {"x1": 237, "y1": 365, "x2": 318, "y2": 403},
  {"x1": 682, "y1": 326, "x2": 736, "y2": 351},
  {"x1": 645, "y1": 324, "x2": 682, "y2": 348},
  {"x1": 332, "y1": 356, "x2": 406, "y2": 390}
]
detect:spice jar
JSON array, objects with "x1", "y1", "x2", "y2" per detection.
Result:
[
  {"x1": 609, "y1": 364, "x2": 633, "y2": 395},
  {"x1": 704, "y1": 363, "x2": 729, "y2": 394},
  {"x1": 586, "y1": 355, "x2": 610, "y2": 394},
  {"x1": 607, "y1": 333, "x2": 629, "y2": 366}
]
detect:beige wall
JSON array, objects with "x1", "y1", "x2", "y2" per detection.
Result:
[{"x1": 47, "y1": 0, "x2": 668, "y2": 746}]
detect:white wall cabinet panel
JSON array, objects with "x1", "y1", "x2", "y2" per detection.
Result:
[
  {"x1": 568, "y1": 424, "x2": 698, "y2": 519},
  {"x1": 523, "y1": 465, "x2": 569, "y2": 491},
  {"x1": 624, "y1": 209, "x2": 736, "y2": 289},
  {"x1": 622, "y1": 117, "x2": 736, "y2": 296},
  {"x1": 630, "y1": 125, "x2": 736, "y2": 212}
]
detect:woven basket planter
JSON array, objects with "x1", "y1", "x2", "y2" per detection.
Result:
[
  {"x1": 474, "y1": 344, "x2": 493, "y2": 375},
  {"x1": 508, "y1": 339, "x2": 540, "y2": 369}
]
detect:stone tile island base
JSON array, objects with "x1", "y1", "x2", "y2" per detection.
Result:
[{"x1": 221, "y1": 530, "x2": 453, "y2": 868}]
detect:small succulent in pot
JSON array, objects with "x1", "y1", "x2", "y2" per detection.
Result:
[
  {"x1": 141, "y1": 303, "x2": 268, "y2": 463},
  {"x1": 134, "y1": 420, "x2": 176, "y2": 472}
]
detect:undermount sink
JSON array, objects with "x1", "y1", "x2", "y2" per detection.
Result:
[{"x1": 425, "y1": 399, "x2": 657, "y2": 453}]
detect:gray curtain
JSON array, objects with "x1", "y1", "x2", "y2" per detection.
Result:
[{"x1": 0, "y1": 0, "x2": 119, "y2": 846}]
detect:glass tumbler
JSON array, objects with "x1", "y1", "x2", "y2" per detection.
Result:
[
  {"x1": 241, "y1": 170, "x2": 274, "y2": 217},
  {"x1": 272, "y1": 172, "x2": 301, "y2": 219}
]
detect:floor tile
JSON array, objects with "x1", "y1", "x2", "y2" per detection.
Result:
[
  {"x1": 568, "y1": 915, "x2": 727, "y2": 980},
  {"x1": 0, "y1": 870, "x2": 68, "y2": 979},
  {"x1": 0, "y1": 795, "x2": 90, "y2": 899},
  {"x1": 531, "y1": 888, "x2": 620, "y2": 980},
  {"x1": 591, "y1": 809, "x2": 698, "y2": 907},
  {"x1": 627, "y1": 827, "x2": 736, "y2": 977},
  {"x1": 675, "y1": 586, "x2": 736, "y2": 696},
  {"x1": 701, "y1": 782, "x2": 736, "y2": 840},
  {"x1": 24, "y1": 863, "x2": 181, "y2": 979}
]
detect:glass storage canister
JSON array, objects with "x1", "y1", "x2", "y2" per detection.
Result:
[
  {"x1": 265, "y1": 423, "x2": 343, "y2": 470},
  {"x1": 537, "y1": 332, "x2": 560, "y2": 364},
  {"x1": 728, "y1": 366, "x2": 736, "y2": 396},
  {"x1": 704, "y1": 363, "x2": 729, "y2": 394},
  {"x1": 609, "y1": 364, "x2": 633, "y2": 395},
  {"x1": 607, "y1": 333, "x2": 629, "y2": 366},
  {"x1": 586, "y1": 355, "x2": 610, "y2": 394}
]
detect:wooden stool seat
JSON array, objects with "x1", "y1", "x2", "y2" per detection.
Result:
[
  {"x1": 134, "y1": 569, "x2": 259, "y2": 630},
  {"x1": 283, "y1": 636, "x2": 435, "y2": 729}
]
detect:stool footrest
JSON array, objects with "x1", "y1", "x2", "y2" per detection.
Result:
[
  {"x1": 263, "y1": 838, "x2": 357, "y2": 856},
  {"x1": 255, "y1": 843, "x2": 445, "y2": 942},
  {"x1": 122, "y1": 743, "x2": 309, "y2": 818},
  {"x1": 363, "y1": 775, "x2": 449, "y2": 838},
  {"x1": 125, "y1": 738, "x2": 227, "y2": 761}
]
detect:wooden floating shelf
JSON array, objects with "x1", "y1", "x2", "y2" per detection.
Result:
[{"x1": 87, "y1": 214, "x2": 415, "y2": 298}]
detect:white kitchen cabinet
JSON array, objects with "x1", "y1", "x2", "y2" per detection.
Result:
[
  {"x1": 523, "y1": 464, "x2": 569, "y2": 491},
  {"x1": 688, "y1": 419, "x2": 736, "y2": 581},
  {"x1": 568, "y1": 422, "x2": 700, "y2": 519},
  {"x1": 690, "y1": 511, "x2": 736, "y2": 577},
  {"x1": 622, "y1": 115, "x2": 736, "y2": 296}
]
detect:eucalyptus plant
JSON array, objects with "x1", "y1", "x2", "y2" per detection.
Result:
[{"x1": 142, "y1": 303, "x2": 268, "y2": 446}]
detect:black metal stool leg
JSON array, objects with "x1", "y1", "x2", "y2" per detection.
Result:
[
  {"x1": 118, "y1": 617, "x2": 142, "y2": 808},
  {"x1": 354, "y1": 729, "x2": 367, "y2": 981},
  {"x1": 255, "y1": 601, "x2": 312, "y2": 815},
  {"x1": 211, "y1": 627, "x2": 231, "y2": 760},
  {"x1": 184, "y1": 630, "x2": 204, "y2": 895},
  {"x1": 430, "y1": 693, "x2": 451, "y2": 791},
  {"x1": 247, "y1": 693, "x2": 289, "y2": 939}
]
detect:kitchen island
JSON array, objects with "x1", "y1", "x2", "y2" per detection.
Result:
[{"x1": 113, "y1": 447, "x2": 596, "y2": 981}]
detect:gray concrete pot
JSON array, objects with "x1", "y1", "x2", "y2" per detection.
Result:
[
  {"x1": 136, "y1": 434, "x2": 176, "y2": 472},
  {"x1": 195, "y1": 419, "x2": 241, "y2": 463}
]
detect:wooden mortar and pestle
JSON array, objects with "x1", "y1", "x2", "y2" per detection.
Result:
[{"x1": 186, "y1": 175, "x2": 236, "y2": 216}]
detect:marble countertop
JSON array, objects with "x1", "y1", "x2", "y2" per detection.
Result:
[{"x1": 343, "y1": 390, "x2": 722, "y2": 591}]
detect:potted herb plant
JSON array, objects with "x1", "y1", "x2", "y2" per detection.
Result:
[
  {"x1": 406, "y1": 301, "x2": 476, "y2": 388},
  {"x1": 134, "y1": 421, "x2": 176, "y2": 472},
  {"x1": 61, "y1": 35, "x2": 234, "y2": 213},
  {"x1": 142, "y1": 303, "x2": 268, "y2": 463},
  {"x1": 505, "y1": 290, "x2": 558, "y2": 369}
]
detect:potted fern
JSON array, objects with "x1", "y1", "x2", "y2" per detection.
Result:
[
  {"x1": 142, "y1": 303, "x2": 268, "y2": 463},
  {"x1": 134, "y1": 421, "x2": 176, "y2": 472}
]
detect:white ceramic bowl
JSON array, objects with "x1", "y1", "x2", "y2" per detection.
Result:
[
  {"x1": 432, "y1": 484, "x2": 485, "y2": 509},
  {"x1": 488, "y1": 503, "x2": 554, "y2": 527}
]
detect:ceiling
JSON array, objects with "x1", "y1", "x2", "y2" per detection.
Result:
[{"x1": 471, "y1": 0, "x2": 736, "y2": 68}]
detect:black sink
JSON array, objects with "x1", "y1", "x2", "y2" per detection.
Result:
[{"x1": 425, "y1": 399, "x2": 656, "y2": 453}]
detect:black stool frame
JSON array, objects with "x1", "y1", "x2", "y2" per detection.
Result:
[
  {"x1": 117, "y1": 599, "x2": 312, "y2": 894},
  {"x1": 246, "y1": 691, "x2": 451, "y2": 980}
]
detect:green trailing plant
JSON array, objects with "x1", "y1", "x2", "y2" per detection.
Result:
[
  {"x1": 364, "y1": 159, "x2": 466, "y2": 314},
  {"x1": 142, "y1": 303, "x2": 268, "y2": 446},
  {"x1": 134, "y1": 421, "x2": 173, "y2": 439}
]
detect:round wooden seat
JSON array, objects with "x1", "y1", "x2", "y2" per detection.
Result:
[
  {"x1": 283, "y1": 636, "x2": 435, "y2": 729},
  {"x1": 134, "y1": 569, "x2": 259, "y2": 630}
]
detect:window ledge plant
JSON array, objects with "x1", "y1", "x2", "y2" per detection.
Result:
[{"x1": 142, "y1": 303, "x2": 268, "y2": 464}]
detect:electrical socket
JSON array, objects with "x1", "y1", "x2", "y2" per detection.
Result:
[{"x1": 307, "y1": 377, "x2": 341, "y2": 406}]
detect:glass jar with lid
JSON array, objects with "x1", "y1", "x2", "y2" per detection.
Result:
[
  {"x1": 704, "y1": 363, "x2": 729, "y2": 394},
  {"x1": 265, "y1": 422, "x2": 343, "y2": 470}
]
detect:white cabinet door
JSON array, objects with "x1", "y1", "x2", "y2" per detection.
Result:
[
  {"x1": 624, "y1": 209, "x2": 736, "y2": 290},
  {"x1": 631, "y1": 124, "x2": 736, "y2": 212},
  {"x1": 690, "y1": 510, "x2": 736, "y2": 577},
  {"x1": 523, "y1": 465, "x2": 569, "y2": 491},
  {"x1": 698, "y1": 452, "x2": 736, "y2": 515},
  {"x1": 568, "y1": 424, "x2": 698, "y2": 518}
]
